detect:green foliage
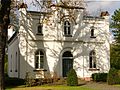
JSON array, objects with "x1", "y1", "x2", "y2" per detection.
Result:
[
  {"x1": 110, "y1": 9, "x2": 120, "y2": 69},
  {"x1": 111, "y1": 9, "x2": 120, "y2": 43},
  {"x1": 107, "y1": 68, "x2": 120, "y2": 85},
  {"x1": 92, "y1": 73, "x2": 108, "y2": 82},
  {"x1": 110, "y1": 45, "x2": 120, "y2": 69},
  {"x1": 4, "y1": 54, "x2": 8, "y2": 73},
  {"x1": 67, "y1": 69, "x2": 78, "y2": 86},
  {"x1": 25, "y1": 72, "x2": 36, "y2": 87}
]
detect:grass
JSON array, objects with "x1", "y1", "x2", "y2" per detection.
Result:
[
  {"x1": 114, "y1": 84, "x2": 120, "y2": 87},
  {"x1": 6, "y1": 85, "x2": 95, "y2": 90},
  {"x1": 5, "y1": 82, "x2": 120, "y2": 90}
]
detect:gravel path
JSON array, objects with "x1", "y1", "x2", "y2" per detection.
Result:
[{"x1": 83, "y1": 82, "x2": 120, "y2": 90}]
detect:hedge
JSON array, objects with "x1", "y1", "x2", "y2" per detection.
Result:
[
  {"x1": 107, "y1": 68, "x2": 120, "y2": 85},
  {"x1": 92, "y1": 73, "x2": 108, "y2": 82}
]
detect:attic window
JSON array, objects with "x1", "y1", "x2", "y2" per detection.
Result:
[
  {"x1": 64, "y1": 20, "x2": 72, "y2": 37},
  {"x1": 36, "y1": 24, "x2": 43, "y2": 35},
  {"x1": 90, "y1": 26, "x2": 96, "y2": 38}
]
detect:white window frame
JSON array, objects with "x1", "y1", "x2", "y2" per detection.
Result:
[
  {"x1": 36, "y1": 24, "x2": 43, "y2": 35},
  {"x1": 35, "y1": 50, "x2": 44, "y2": 69},
  {"x1": 89, "y1": 50, "x2": 96, "y2": 69},
  {"x1": 64, "y1": 20, "x2": 72, "y2": 37}
]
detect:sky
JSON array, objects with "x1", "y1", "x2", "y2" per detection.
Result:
[
  {"x1": 86, "y1": 1, "x2": 120, "y2": 16},
  {"x1": 22, "y1": 0, "x2": 120, "y2": 16}
]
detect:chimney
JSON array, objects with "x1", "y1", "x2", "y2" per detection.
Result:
[
  {"x1": 18, "y1": 3, "x2": 27, "y2": 9},
  {"x1": 100, "y1": 11, "x2": 109, "y2": 17}
]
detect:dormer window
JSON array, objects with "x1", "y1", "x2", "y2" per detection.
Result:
[
  {"x1": 36, "y1": 24, "x2": 43, "y2": 35},
  {"x1": 90, "y1": 26, "x2": 96, "y2": 38},
  {"x1": 64, "y1": 21, "x2": 72, "y2": 37}
]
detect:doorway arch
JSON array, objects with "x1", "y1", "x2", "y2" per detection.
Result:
[{"x1": 62, "y1": 51, "x2": 73, "y2": 77}]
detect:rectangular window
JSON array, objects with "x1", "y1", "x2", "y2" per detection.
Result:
[{"x1": 35, "y1": 50, "x2": 44, "y2": 69}]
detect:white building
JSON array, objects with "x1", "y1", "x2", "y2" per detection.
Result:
[{"x1": 8, "y1": 3, "x2": 110, "y2": 81}]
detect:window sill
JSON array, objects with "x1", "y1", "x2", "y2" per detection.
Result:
[
  {"x1": 90, "y1": 36, "x2": 96, "y2": 38},
  {"x1": 89, "y1": 68, "x2": 100, "y2": 71},
  {"x1": 64, "y1": 35, "x2": 72, "y2": 37},
  {"x1": 36, "y1": 33, "x2": 43, "y2": 36},
  {"x1": 33, "y1": 69, "x2": 47, "y2": 72}
]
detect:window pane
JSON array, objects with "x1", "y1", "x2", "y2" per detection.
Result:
[
  {"x1": 35, "y1": 62, "x2": 39, "y2": 68},
  {"x1": 40, "y1": 56, "x2": 44, "y2": 68},
  {"x1": 40, "y1": 63, "x2": 44, "y2": 68},
  {"x1": 68, "y1": 27, "x2": 71, "y2": 34},
  {"x1": 35, "y1": 50, "x2": 44, "y2": 69},
  {"x1": 38, "y1": 25, "x2": 42, "y2": 34},
  {"x1": 91, "y1": 29, "x2": 94, "y2": 36},
  {"x1": 35, "y1": 56, "x2": 39, "y2": 69},
  {"x1": 40, "y1": 51, "x2": 44, "y2": 55},
  {"x1": 36, "y1": 51, "x2": 39, "y2": 55},
  {"x1": 64, "y1": 21, "x2": 67, "y2": 25},
  {"x1": 90, "y1": 57, "x2": 92, "y2": 68},
  {"x1": 40, "y1": 56, "x2": 44, "y2": 60},
  {"x1": 93, "y1": 62, "x2": 96, "y2": 68},
  {"x1": 68, "y1": 22, "x2": 70, "y2": 25},
  {"x1": 64, "y1": 26, "x2": 67, "y2": 34},
  {"x1": 64, "y1": 21, "x2": 71, "y2": 36}
]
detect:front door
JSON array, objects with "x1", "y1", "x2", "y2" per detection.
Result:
[{"x1": 62, "y1": 51, "x2": 73, "y2": 77}]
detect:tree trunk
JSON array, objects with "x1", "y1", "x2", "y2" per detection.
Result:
[
  {"x1": 0, "y1": 0, "x2": 11, "y2": 90},
  {"x1": 0, "y1": 24, "x2": 6, "y2": 90}
]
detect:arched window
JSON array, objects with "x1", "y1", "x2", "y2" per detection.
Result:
[
  {"x1": 91, "y1": 28, "x2": 94, "y2": 36},
  {"x1": 89, "y1": 50, "x2": 96, "y2": 68},
  {"x1": 64, "y1": 21, "x2": 71, "y2": 36},
  {"x1": 37, "y1": 24, "x2": 43, "y2": 35},
  {"x1": 90, "y1": 26, "x2": 96, "y2": 38},
  {"x1": 35, "y1": 50, "x2": 44, "y2": 69}
]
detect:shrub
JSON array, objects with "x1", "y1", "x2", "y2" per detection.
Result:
[
  {"x1": 92, "y1": 73, "x2": 108, "y2": 82},
  {"x1": 67, "y1": 69, "x2": 78, "y2": 86},
  {"x1": 25, "y1": 72, "x2": 36, "y2": 87},
  {"x1": 107, "y1": 68, "x2": 120, "y2": 85}
]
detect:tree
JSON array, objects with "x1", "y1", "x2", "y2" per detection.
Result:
[
  {"x1": 110, "y1": 8, "x2": 120, "y2": 69},
  {"x1": 67, "y1": 69, "x2": 78, "y2": 86},
  {"x1": 0, "y1": 0, "x2": 11, "y2": 90},
  {"x1": 111, "y1": 8, "x2": 120, "y2": 44}
]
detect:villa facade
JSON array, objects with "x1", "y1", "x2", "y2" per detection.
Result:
[{"x1": 8, "y1": 3, "x2": 110, "y2": 80}]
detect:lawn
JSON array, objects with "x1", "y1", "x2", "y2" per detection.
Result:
[
  {"x1": 6, "y1": 85, "x2": 95, "y2": 90},
  {"x1": 6, "y1": 83, "x2": 120, "y2": 90}
]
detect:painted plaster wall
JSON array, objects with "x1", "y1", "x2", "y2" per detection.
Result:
[
  {"x1": 8, "y1": 7, "x2": 110, "y2": 79},
  {"x1": 8, "y1": 36, "x2": 19, "y2": 78}
]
